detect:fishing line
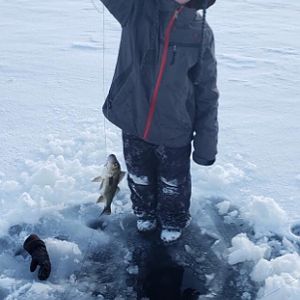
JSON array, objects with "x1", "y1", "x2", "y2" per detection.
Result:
[
  {"x1": 102, "y1": 0, "x2": 108, "y2": 155},
  {"x1": 90, "y1": 0, "x2": 102, "y2": 13},
  {"x1": 101, "y1": 0, "x2": 108, "y2": 155},
  {"x1": 91, "y1": 2, "x2": 290, "y2": 299},
  {"x1": 62, "y1": 2, "x2": 107, "y2": 299},
  {"x1": 91, "y1": 0, "x2": 108, "y2": 155}
]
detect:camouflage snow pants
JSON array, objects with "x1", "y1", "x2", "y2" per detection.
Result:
[{"x1": 122, "y1": 132, "x2": 191, "y2": 229}]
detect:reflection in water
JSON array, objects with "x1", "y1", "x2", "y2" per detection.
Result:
[
  {"x1": 133, "y1": 236, "x2": 206, "y2": 300},
  {"x1": 144, "y1": 264, "x2": 201, "y2": 300}
]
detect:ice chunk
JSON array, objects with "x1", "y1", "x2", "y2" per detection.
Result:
[
  {"x1": 252, "y1": 253, "x2": 300, "y2": 283},
  {"x1": 228, "y1": 233, "x2": 269, "y2": 265},
  {"x1": 205, "y1": 163, "x2": 245, "y2": 185},
  {"x1": 45, "y1": 238, "x2": 82, "y2": 257},
  {"x1": 228, "y1": 210, "x2": 238, "y2": 217},
  {"x1": 184, "y1": 244, "x2": 196, "y2": 256},
  {"x1": 160, "y1": 177, "x2": 178, "y2": 187},
  {"x1": 30, "y1": 164, "x2": 61, "y2": 187},
  {"x1": 216, "y1": 200, "x2": 231, "y2": 215},
  {"x1": 241, "y1": 196, "x2": 288, "y2": 238},
  {"x1": 205, "y1": 273, "x2": 215, "y2": 284},
  {"x1": 128, "y1": 173, "x2": 149, "y2": 185},
  {"x1": 126, "y1": 265, "x2": 139, "y2": 275},
  {"x1": 257, "y1": 273, "x2": 300, "y2": 300},
  {"x1": 1, "y1": 180, "x2": 20, "y2": 192},
  {"x1": 251, "y1": 259, "x2": 273, "y2": 282},
  {"x1": 19, "y1": 192, "x2": 36, "y2": 207}
]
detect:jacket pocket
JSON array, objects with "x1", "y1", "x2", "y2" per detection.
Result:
[
  {"x1": 166, "y1": 41, "x2": 199, "y2": 69},
  {"x1": 112, "y1": 72, "x2": 134, "y2": 106},
  {"x1": 108, "y1": 70, "x2": 136, "y2": 133},
  {"x1": 107, "y1": 64, "x2": 133, "y2": 103}
]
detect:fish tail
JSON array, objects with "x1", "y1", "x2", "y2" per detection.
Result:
[
  {"x1": 100, "y1": 205, "x2": 112, "y2": 216},
  {"x1": 96, "y1": 195, "x2": 105, "y2": 203}
]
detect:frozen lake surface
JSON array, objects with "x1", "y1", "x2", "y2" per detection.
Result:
[{"x1": 0, "y1": 0, "x2": 300, "y2": 299}]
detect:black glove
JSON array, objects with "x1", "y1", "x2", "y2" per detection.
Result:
[{"x1": 23, "y1": 234, "x2": 51, "y2": 280}]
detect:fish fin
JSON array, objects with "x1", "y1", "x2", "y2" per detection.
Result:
[
  {"x1": 119, "y1": 171, "x2": 126, "y2": 183},
  {"x1": 99, "y1": 180, "x2": 104, "y2": 190},
  {"x1": 96, "y1": 195, "x2": 105, "y2": 203},
  {"x1": 100, "y1": 205, "x2": 112, "y2": 216},
  {"x1": 109, "y1": 176, "x2": 114, "y2": 186},
  {"x1": 115, "y1": 187, "x2": 120, "y2": 195},
  {"x1": 92, "y1": 176, "x2": 103, "y2": 182}
]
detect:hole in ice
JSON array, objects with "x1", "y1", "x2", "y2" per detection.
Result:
[
  {"x1": 136, "y1": 240, "x2": 207, "y2": 299},
  {"x1": 86, "y1": 218, "x2": 108, "y2": 231},
  {"x1": 142, "y1": 262, "x2": 205, "y2": 300},
  {"x1": 290, "y1": 223, "x2": 300, "y2": 237}
]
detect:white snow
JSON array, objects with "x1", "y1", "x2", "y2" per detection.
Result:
[
  {"x1": 257, "y1": 274, "x2": 300, "y2": 300},
  {"x1": 228, "y1": 233, "x2": 269, "y2": 265},
  {"x1": 160, "y1": 177, "x2": 179, "y2": 187},
  {"x1": 240, "y1": 195, "x2": 290, "y2": 238},
  {"x1": 136, "y1": 219, "x2": 157, "y2": 232},
  {"x1": 1, "y1": 180, "x2": 20, "y2": 192},
  {"x1": 126, "y1": 265, "x2": 139, "y2": 275},
  {"x1": 128, "y1": 173, "x2": 150, "y2": 185},
  {"x1": 0, "y1": 0, "x2": 300, "y2": 299},
  {"x1": 216, "y1": 200, "x2": 231, "y2": 215},
  {"x1": 251, "y1": 253, "x2": 300, "y2": 283},
  {"x1": 250, "y1": 253, "x2": 300, "y2": 300},
  {"x1": 228, "y1": 235, "x2": 300, "y2": 300},
  {"x1": 161, "y1": 228, "x2": 182, "y2": 243}
]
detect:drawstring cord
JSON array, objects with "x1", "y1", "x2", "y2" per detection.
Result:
[{"x1": 199, "y1": 0, "x2": 208, "y2": 76}]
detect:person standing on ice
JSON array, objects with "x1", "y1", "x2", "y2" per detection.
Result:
[{"x1": 100, "y1": 0, "x2": 219, "y2": 242}]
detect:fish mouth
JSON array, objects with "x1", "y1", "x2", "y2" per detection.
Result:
[
  {"x1": 106, "y1": 154, "x2": 120, "y2": 170},
  {"x1": 107, "y1": 154, "x2": 117, "y2": 163}
]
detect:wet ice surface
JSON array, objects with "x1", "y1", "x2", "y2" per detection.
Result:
[
  {"x1": 0, "y1": 200, "x2": 260, "y2": 300},
  {"x1": 2, "y1": 198, "x2": 300, "y2": 300},
  {"x1": 1, "y1": 0, "x2": 300, "y2": 298}
]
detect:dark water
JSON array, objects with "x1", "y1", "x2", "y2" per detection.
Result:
[
  {"x1": 138, "y1": 243, "x2": 206, "y2": 300},
  {"x1": 4, "y1": 201, "x2": 260, "y2": 299},
  {"x1": 122, "y1": 215, "x2": 221, "y2": 300},
  {"x1": 83, "y1": 203, "x2": 259, "y2": 300},
  {"x1": 86, "y1": 213, "x2": 219, "y2": 299}
]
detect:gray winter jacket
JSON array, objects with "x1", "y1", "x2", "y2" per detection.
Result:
[{"x1": 101, "y1": 0, "x2": 219, "y2": 166}]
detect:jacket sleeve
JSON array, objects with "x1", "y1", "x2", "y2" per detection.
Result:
[
  {"x1": 99, "y1": 0, "x2": 135, "y2": 27},
  {"x1": 192, "y1": 28, "x2": 219, "y2": 166}
]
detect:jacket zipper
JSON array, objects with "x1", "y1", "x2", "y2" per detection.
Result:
[
  {"x1": 170, "y1": 45, "x2": 177, "y2": 65},
  {"x1": 143, "y1": 6, "x2": 184, "y2": 140}
]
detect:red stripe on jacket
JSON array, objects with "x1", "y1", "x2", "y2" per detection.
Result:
[{"x1": 143, "y1": 6, "x2": 184, "y2": 140}]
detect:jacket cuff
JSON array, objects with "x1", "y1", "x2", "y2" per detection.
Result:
[
  {"x1": 192, "y1": 152, "x2": 215, "y2": 166},
  {"x1": 23, "y1": 234, "x2": 45, "y2": 254}
]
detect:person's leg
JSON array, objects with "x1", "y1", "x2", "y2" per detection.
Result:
[
  {"x1": 122, "y1": 132, "x2": 158, "y2": 226},
  {"x1": 156, "y1": 143, "x2": 192, "y2": 235}
]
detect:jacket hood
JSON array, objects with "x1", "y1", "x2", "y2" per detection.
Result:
[{"x1": 186, "y1": 0, "x2": 216, "y2": 10}]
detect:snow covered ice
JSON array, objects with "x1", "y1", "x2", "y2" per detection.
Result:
[{"x1": 1, "y1": 0, "x2": 300, "y2": 299}]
